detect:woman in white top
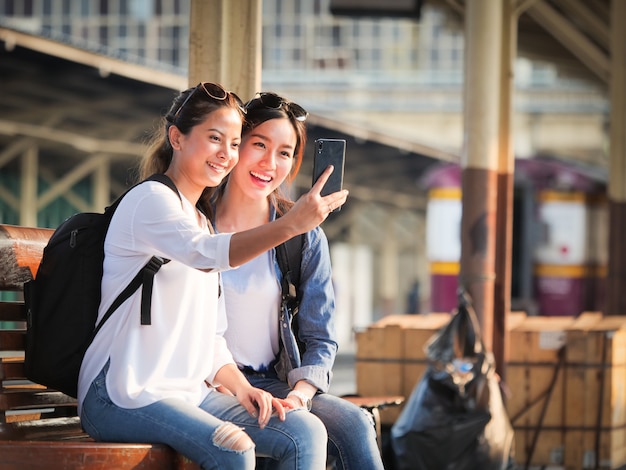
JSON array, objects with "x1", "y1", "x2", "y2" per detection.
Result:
[
  {"x1": 77, "y1": 82, "x2": 348, "y2": 470},
  {"x1": 213, "y1": 92, "x2": 384, "y2": 469}
]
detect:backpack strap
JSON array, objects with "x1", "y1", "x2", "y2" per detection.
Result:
[
  {"x1": 146, "y1": 173, "x2": 179, "y2": 198},
  {"x1": 94, "y1": 174, "x2": 180, "y2": 334},
  {"x1": 276, "y1": 234, "x2": 304, "y2": 311},
  {"x1": 94, "y1": 255, "x2": 167, "y2": 335}
]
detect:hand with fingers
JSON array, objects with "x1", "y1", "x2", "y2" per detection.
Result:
[
  {"x1": 236, "y1": 385, "x2": 295, "y2": 429},
  {"x1": 284, "y1": 165, "x2": 348, "y2": 231}
]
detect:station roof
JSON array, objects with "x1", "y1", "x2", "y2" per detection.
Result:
[
  {"x1": 0, "y1": 27, "x2": 444, "y2": 209},
  {"x1": 0, "y1": 0, "x2": 612, "y2": 209},
  {"x1": 427, "y1": 0, "x2": 611, "y2": 87}
]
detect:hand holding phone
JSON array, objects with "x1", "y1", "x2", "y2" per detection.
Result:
[{"x1": 312, "y1": 139, "x2": 346, "y2": 210}]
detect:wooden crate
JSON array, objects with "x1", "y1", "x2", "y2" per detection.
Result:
[
  {"x1": 355, "y1": 312, "x2": 524, "y2": 425},
  {"x1": 507, "y1": 314, "x2": 578, "y2": 467},
  {"x1": 356, "y1": 311, "x2": 626, "y2": 468},
  {"x1": 355, "y1": 313, "x2": 450, "y2": 424},
  {"x1": 582, "y1": 317, "x2": 626, "y2": 469},
  {"x1": 508, "y1": 312, "x2": 626, "y2": 469}
]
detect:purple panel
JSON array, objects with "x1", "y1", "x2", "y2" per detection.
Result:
[
  {"x1": 430, "y1": 274, "x2": 458, "y2": 313},
  {"x1": 535, "y1": 276, "x2": 587, "y2": 316}
]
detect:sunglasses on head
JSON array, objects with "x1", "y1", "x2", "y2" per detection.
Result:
[
  {"x1": 245, "y1": 92, "x2": 308, "y2": 122},
  {"x1": 173, "y1": 82, "x2": 246, "y2": 120}
]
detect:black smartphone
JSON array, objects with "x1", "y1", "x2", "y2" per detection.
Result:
[{"x1": 312, "y1": 138, "x2": 346, "y2": 206}]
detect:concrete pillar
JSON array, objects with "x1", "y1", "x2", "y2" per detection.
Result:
[
  {"x1": 460, "y1": 0, "x2": 503, "y2": 351},
  {"x1": 188, "y1": 0, "x2": 262, "y2": 98},
  {"x1": 492, "y1": 0, "x2": 518, "y2": 380},
  {"x1": 606, "y1": 0, "x2": 626, "y2": 315},
  {"x1": 20, "y1": 144, "x2": 38, "y2": 227},
  {"x1": 380, "y1": 211, "x2": 399, "y2": 316},
  {"x1": 93, "y1": 159, "x2": 110, "y2": 210}
]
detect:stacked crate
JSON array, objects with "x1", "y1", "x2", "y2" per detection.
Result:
[
  {"x1": 508, "y1": 312, "x2": 626, "y2": 469},
  {"x1": 507, "y1": 313, "x2": 586, "y2": 467},
  {"x1": 355, "y1": 312, "x2": 626, "y2": 469},
  {"x1": 355, "y1": 313, "x2": 451, "y2": 424}
]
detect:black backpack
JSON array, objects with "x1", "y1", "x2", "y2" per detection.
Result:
[{"x1": 24, "y1": 173, "x2": 179, "y2": 398}]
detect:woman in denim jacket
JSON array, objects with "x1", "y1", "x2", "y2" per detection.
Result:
[{"x1": 212, "y1": 92, "x2": 383, "y2": 470}]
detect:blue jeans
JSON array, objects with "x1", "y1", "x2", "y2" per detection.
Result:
[
  {"x1": 80, "y1": 363, "x2": 328, "y2": 470},
  {"x1": 246, "y1": 374, "x2": 385, "y2": 470}
]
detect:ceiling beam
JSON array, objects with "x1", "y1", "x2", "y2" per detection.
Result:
[
  {"x1": 525, "y1": 0, "x2": 610, "y2": 83},
  {"x1": 0, "y1": 119, "x2": 144, "y2": 156},
  {"x1": 308, "y1": 114, "x2": 458, "y2": 163},
  {"x1": 0, "y1": 138, "x2": 34, "y2": 168},
  {"x1": 36, "y1": 154, "x2": 112, "y2": 210},
  {"x1": 557, "y1": 0, "x2": 610, "y2": 50},
  {"x1": 39, "y1": 167, "x2": 91, "y2": 213}
]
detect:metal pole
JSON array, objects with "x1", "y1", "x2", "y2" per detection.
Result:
[
  {"x1": 606, "y1": 0, "x2": 626, "y2": 315},
  {"x1": 460, "y1": 0, "x2": 503, "y2": 351},
  {"x1": 493, "y1": 0, "x2": 518, "y2": 381}
]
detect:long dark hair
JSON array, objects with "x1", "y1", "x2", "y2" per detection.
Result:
[{"x1": 139, "y1": 83, "x2": 246, "y2": 215}]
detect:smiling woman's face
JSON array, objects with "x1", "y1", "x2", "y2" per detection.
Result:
[
  {"x1": 169, "y1": 106, "x2": 242, "y2": 191},
  {"x1": 230, "y1": 117, "x2": 297, "y2": 200}
]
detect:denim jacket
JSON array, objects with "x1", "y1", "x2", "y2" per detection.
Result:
[{"x1": 270, "y1": 206, "x2": 338, "y2": 393}]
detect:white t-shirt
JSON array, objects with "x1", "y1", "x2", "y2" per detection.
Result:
[
  {"x1": 78, "y1": 181, "x2": 234, "y2": 412},
  {"x1": 222, "y1": 251, "x2": 281, "y2": 371}
]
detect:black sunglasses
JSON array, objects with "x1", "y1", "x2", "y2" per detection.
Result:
[
  {"x1": 173, "y1": 82, "x2": 246, "y2": 120},
  {"x1": 245, "y1": 92, "x2": 308, "y2": 122}
]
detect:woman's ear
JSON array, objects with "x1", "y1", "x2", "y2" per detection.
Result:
[{"x1": 168, "y1": 125, "x2": 182, "y2": 151}]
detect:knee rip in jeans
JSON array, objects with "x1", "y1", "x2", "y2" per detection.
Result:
[{"x1": 212, "y1": 422, "x2": 254, "y2": 452}]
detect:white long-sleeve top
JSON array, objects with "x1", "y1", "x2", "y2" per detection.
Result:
[
  {"x1": 78, "y1": 181, "x2": 234, "y2": 412},
  {"x1": 221, "y1": 251, "x2": 281, "y2": 372}
]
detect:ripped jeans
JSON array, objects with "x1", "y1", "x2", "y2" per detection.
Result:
[
  {"x1": 80, "y1": 363, "x2": 328, "y2": 470},
  {"x1": 246, "y1": 374, "x2": 384, "y2": 470}
]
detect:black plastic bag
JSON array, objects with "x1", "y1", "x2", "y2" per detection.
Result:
[{"x1": 391, "y1": 293, "x2": 514, "y2": 470}]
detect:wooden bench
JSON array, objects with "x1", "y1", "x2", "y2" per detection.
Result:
[
  {"x1": 0, "y1": 223, "x2": 404, "y2": 468},
  {"x1": 0, "y1": 224, "x2": 202, "y2": 470}
]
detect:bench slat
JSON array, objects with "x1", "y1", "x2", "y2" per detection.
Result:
[
  {"x1": 0, "y1": 440, "x2": 201, "y2": 470},
  {"x1": 0, "y1": 362, "x2": 24, "y2": 381},
  {"x1": 0, "y1": 302, "x2": 26, "y2": 322},
  {"x1": 0, "y1": 331, "x2": 24, "y2": 352},
  {"x1": 1, "y1": 416, "x2": 85, "y2": 440},
  {"x1": 0, "y1": 389, "x2": 76, "y2": 410}
]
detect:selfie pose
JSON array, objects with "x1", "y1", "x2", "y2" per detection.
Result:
[
  {"x1": 77, "y1": 82, "x2": 347, "y2": 470},
  {"x1": 212, "y1": 92, "x2": 384, "y2": 470}
]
